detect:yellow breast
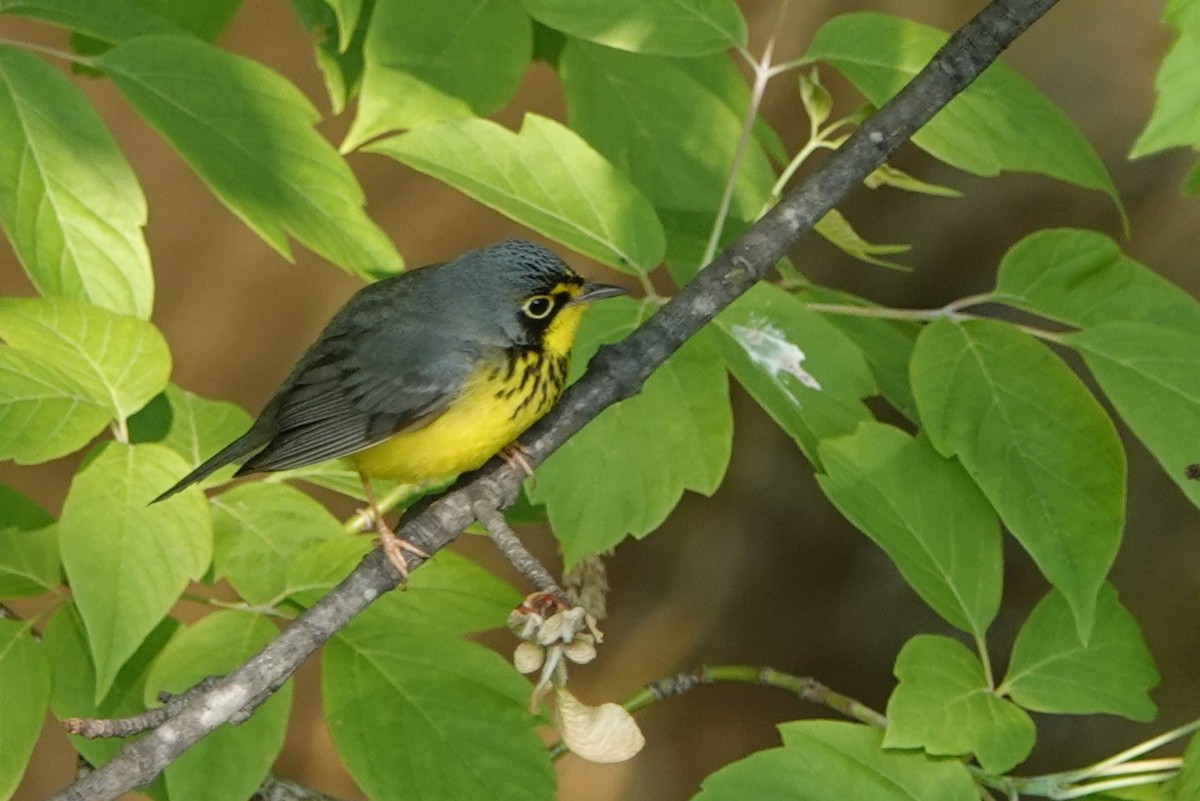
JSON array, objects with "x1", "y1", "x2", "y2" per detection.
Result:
[{"x1": 347, "y1": 304, "x2": 584, "y2": 483}]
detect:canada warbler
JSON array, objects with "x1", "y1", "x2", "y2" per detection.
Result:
[{"x1": 154, "y1": 240, "x2": 626, "y2": 574}]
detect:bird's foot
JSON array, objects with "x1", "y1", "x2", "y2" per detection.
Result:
[
  {"x1": 375, "y1": 515, "x2": 429, "y2": 583},
  {"x1": 500, "y1": 441, "x2": 536, "y2": 484}
]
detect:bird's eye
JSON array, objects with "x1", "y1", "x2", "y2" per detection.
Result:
[{"x1": 522, "y1": 295, "x2": 554, "y2": 320}]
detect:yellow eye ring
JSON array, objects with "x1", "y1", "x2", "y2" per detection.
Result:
[{"x1": 522, "y1": 295, "x2": 555, "y2": 319}]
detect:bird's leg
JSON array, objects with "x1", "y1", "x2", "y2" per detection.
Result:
[{"x1": 359, "y1": 476, "x2": 428, "y2": 581}]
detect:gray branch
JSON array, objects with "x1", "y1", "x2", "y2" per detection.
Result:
[{"x1": 46, "y1": 1, "x2": 1058, "y2": 798}]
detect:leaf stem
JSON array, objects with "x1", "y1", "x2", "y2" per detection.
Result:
[
  {"x1": 549, "y1": 664, "x2": 888, "y2": 759},
  {"x1": 974, "y1": 633, "x2": 995, "y2": 689},
  {"x1": 1052, "y1": 770, "x2": 1178, "y2": 800},
  {"x1": 804, "y1": 300, "x2": 1068, "y2": 344},
  {"x1": 702, "y1": 0, "x2": 790, "y2": 266},
  {"x1": 766, "y1": 55, "x2": 815, "y2": 79},
  {"x1": 1061, "y1": 717, "x2": 1200, "y2": 781},
  {"x1": 0, "y1": 35, "x2": 95, "y2": 66}
]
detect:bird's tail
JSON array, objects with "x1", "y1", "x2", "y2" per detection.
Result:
[{"x1": 150, "y1": 428, "x2": 269, "y2": 504}]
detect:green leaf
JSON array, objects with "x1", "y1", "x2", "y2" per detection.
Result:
[
  {"x1": 993, "y1": 229, "x2": 1200, "y2": 331},
  {"x1": 293, "y1": 0, "x2": 371, "y2": 114},
  {"x1": 561, "y1": 41, "x2": 775, "y2": 235},
  {"x1": 130, "y1": 385, "x2": 253, "y2": 481},
  {"x1": 287, "y1": 539, "x2": 519, "y2": 634},
  {"x1": 138, "y1": 0, "x2": 242, "y2": 41},
  {"x1": 342, "y1": 0, "x2": 532, "y2": 149},
  {"x1": 884, "y1": 635, "x2": 1034, "y2": 775},
  {"x1": 43, "y1": 604, "x2": 178, "y2": 777},
  {"x1": 0, "y1": 345, "x2": 109, "y2": 464},
  {"x1": 522, "y1": 0, "x2": 746, "y2": 56},
  {"x1": 0, "y1": 485, "x2": 59, "y2": 596},
  {"x1": 806, "y1": 13, "x2": 1123, "y2": 218},
  {"x1": 817, "y1": 423, "x2": 1002, "y2": 638},
  {"x1": 59, "y1": 443, "x2": 212, "y2": 701},
  {"x1": 1069, "y1": 323, "x2": 1200, "y2": 512},
  {"x1": 799, "y1": 286, "x2": 919, "y2": 419},
  {"x1": 814, "y1": 208, "x2": 910, "y2": 270},
  {"x1": 368, "y1": 113, "x2": 665, "y2": 274},
  {"x1": 696, "y1": 720, "x2": 976, "y2": 801},
  {"x1": 0, "y1": 46, "x2": 152, "y2": 318},
  {"x1": 864, "y1": 163, "x2": 963, "y2": 197},
  {"x1": 1000, "y1": 585, "x2": 1158, "y2": 721},
  {"x1": 325, "y1": 619, "x2": 553, "y2": 801},
  {"x1": 0, "y1": 620, "x2": 49, "y2": 800},
  {"x1": 96, "y1": 35, "x2": 401, "y2": 279},
  {"x1": 0, "y1": 297, "x2": 170, "y2": 424},
  {"x1": 529, "y1": 298, "x2": 731, "y2": 564},
  {"x1": 715, "y1": 284, "x2": 875, "y2": 462},
  {"x1": 145, "y1": 611, "x2": 290, "y2": 801},
  {"x1": 0, "y1": 0, "x2": 184, "y2": 44},
  {"x1": 321, "y1": 0, "x2": 362, "y2": 51},
  {"x1": 1173, "y1": 729, "x2": 1200, "y2": 801},
  {"x1": 211, "y1": 483, "x2": 342, "y2": 605},
  {"x1": 911, "y1": 319, "x2": 1125, "y2": 639},
  {"x1": 1131, "y1": 0, "x2": 1200, "y2": 162}
]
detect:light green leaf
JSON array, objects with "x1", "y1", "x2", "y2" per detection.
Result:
[
  {"x1": 1131, "y1": 0, "x2": 1200, "y2": 164},
  {"x1": 1000, "y1": 586, "x2": 1159, "y2": 721},
  {"x1": 325, "y1": 618, "x2": 553, "y2": 801},
  {"x1": 59, "y1": 443, "x2": 212, "y2": 701},
  {"x1": 911, "y1": 319, "x2": 1125, "y2": 640},
  {"x1": 287, "y1": 539, "x2": 519, "y2": 634},
  {"x1": 321, "y1": 0, "x2": 362, "y2": 51},
  {"x1": 129, "y1": 385, "x2": 253, "y2": 483},
  {"x1": 696, "y1": 720, "x2": 977, "y2": 801},
  {"x1": 97, "y1": 35, "x2": 401, "y2": 279},
  {"x1": 211, "y1": 483, "x2": 342, "y2": 605},
  {"x1": 529, "y1": 298, "x2": 731, "y2": 565},
  {"x1": 817, "y1": 424, "x2": 1002, "y2": 638},
  {"x1": 369, "y1": 113, "x2": 665, "y2": 274},
  {"x1": 1173, "y1": 729, "x2": 1200, "y2": 801},
  {"x1": 342, "y1": 0, "x2": 531, "y2": 149},
  {"x1": 0, "y1": 297, "x2": 169, "y2": 423},
  {"x1": 0, "y1": 619, "x2": 49, "y2": 800},
  {"x1": 799, "y1": 286, "x2": 919, "y2": 420},
  {"x1": 43, "y1": 604, "x2": 178, "y2": 776},
  {"x1": 864, "y1": 163, "x2": 963, "y2": 197},
  {"x1": 561, "y1": 41, "x2": 775, "y2": 235},
  {"x1": 806, "y1": 13, "x2": 1123, "y2": 218},
  {"x1": 523, "y1": 0, "x2": 745, "y2": 56},
  {"x1": 145, "y1": 611, "x2": 290, "y2": 801},
  {"x1": 715, "y1": 283, "x2": 875, "y2": 462},
  {"x1": 0, "y1": 345, "x2": 109, "y2": 464},
  {"x1": 0, "y1": 46, "x2": 152, "y2": 318},
  {"x1": 0, "y1": 0, "x2": 184, "y2": 43},
  {"x1": 0, "y1": 485, "x2": 58, "y2": 596},
  {"x1": 993, "y1": 229, "x2": 1200, "y2": 331},
  {"x1": 1069, "y1": 323, "x2": 1200, "y2": 512},
  {"x1": 292, "y1": 0, "x2": 370, "y2": 114},
  {"x1": 884, "y1": 635, "x2": 1034, "y2": 775},
  {"x1": 138, "y1": 0, "x2": 242, "y2": 41},
  {"x1": 814, "y1": 208, "x2": 910, "y2": 270}
]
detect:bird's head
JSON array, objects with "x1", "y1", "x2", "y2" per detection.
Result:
[{"x1": 459, "y1": 240, "x2": 627, "y2": 354}]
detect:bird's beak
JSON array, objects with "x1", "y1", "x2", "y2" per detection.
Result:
[{"x1": 569, "y1": 281, "x2": 627, "y2": 306}]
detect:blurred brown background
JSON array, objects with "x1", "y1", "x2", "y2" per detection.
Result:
[{"x1": 3, "y1": 0, "x2": 1198, "y2": 798}]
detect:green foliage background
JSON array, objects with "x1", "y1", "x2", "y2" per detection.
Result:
[{"x1": 1, "y1": 1, "x2": 1200, "y2": 799}]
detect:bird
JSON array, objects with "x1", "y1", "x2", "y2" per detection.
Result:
[{"x1": 153, "y1": 239, "x2": 627, "y2": 577}]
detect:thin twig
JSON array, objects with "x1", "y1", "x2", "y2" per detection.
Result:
[
  {"x1": 550, "y1": 664, "x2": 888, "y2": 758},
  {"x1": 48, "y1": 3, "x2": 1061, "y2": 797},
  {"x1": 470, "y1": 485, "x2": 561, "y2": 594}
]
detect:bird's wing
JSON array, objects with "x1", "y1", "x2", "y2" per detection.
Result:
[{"x1": 236, "y1": 286, "x2": 480, "y2": 475}]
